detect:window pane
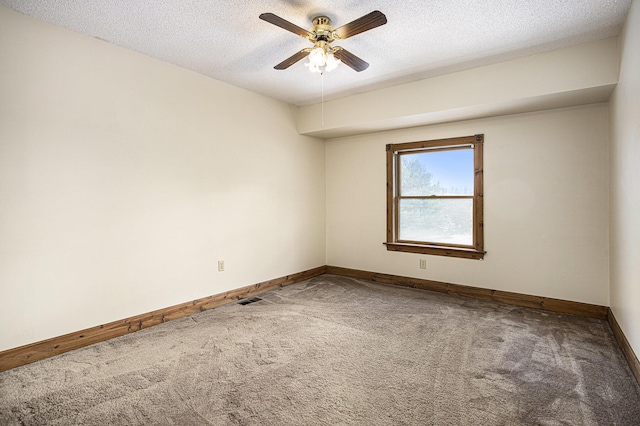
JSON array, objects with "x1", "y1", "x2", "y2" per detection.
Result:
[
  {"x1": 398, "y1": 198, "x2": 473, "y2": 245},
  {"x1": 400, "y1": 149, "x2": 474, "y2": 196}
]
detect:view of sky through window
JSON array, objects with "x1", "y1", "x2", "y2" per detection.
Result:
[
  {"x1": 416, "y1": 149, "x2": 473, "y2": 195},
  {"x1": 401, "y1": 149, "x2": 474, "y2": 196}
]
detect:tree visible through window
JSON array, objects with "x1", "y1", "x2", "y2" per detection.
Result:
[{"x1": 386, "y1": 135, "x2": 485, "y2": 259}]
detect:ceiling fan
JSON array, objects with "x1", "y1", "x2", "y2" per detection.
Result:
[{"x1": 259, "y1": 11, "x2": 387, "y2": 74}]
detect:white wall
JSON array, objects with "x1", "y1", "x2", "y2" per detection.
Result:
[
  {"x1": 0, "y1": 7, "x2": 326, "y2": 352},
  {"x1": 609, "y1": 0, "x2": 640, "y2": 357},
  {"x1": 326, "y1": 105, "x2": 610, "y2": 306}
]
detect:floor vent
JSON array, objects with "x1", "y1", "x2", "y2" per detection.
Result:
[{"x1": 238, "y1": 297, "x2": 262, "y2": 306}]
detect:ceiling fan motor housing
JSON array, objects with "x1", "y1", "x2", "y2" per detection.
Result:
[{"x1": 310, "y1": 16, "x2": 337, "y2": 42}]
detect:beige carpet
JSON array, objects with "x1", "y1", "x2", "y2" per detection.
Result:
[{"x1": 1, "y1": 275, "x2": 639, "y2": 425}]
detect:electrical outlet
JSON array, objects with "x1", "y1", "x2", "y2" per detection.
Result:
[
  {"x1": 420, "y1": 259, "x2": 427, "y2": 269},
  {"x1": 218, "y1": 260, "x2": 225, "y2": 272}
]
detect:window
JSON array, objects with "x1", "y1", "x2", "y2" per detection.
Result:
[{"x1": 385, "y1": 134, "x2": 485, "y2": 259}]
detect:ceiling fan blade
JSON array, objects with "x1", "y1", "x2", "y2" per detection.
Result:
[
  {"x1": 259, "y1": 13, "x2": 312, "y2": 38},
  {"x1": 334, "y1": 11, "x2": 387, "y2": 40},
  {"x1": 333, "y1": 48, "x2": 369, "y2": 72},
  {"x1": 274, "y1": 49, "x2": 311, "y2": 70}
]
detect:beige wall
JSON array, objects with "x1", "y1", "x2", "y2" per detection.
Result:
[
  {"x1": 298, "y1": 38, "x2": 618, "y2": 138},
  {"x1": 326, "y1": 104, "x2": 610, "y2": 306},
  {"x1": 610, "y1": 1, "x2": 640, "y2": 358},
  {"x1": 0, "y1": 7, "x2": 326, "y2": 351},
  {"x1": 1, "y1": 2, "x2": 635, "y2": 358}
]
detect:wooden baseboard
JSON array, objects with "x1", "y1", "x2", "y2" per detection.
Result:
[
  {"x1": 0, "y1": 266, "x2": 327, "y2": 373},
  {"x1": 326, "y1": 266, "x2": 640, "y2": 386},
  {"x1": 5, "y1": 265, "x2": 638, "y2": 388},
  {"x1": 326, "y1": 266, "x2": 609, "y2": 320},
  {"x1": 607, "y1": 308, "x2": 640, "y2": 385}
]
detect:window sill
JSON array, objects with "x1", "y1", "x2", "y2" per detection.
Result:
[{"x1": 384, "y1": 242, "x2": 485, "y2": 260}]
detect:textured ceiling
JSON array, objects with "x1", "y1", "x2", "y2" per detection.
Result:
[{"x1": 0, "y1": 0, "x2": 632, "y2": 106}]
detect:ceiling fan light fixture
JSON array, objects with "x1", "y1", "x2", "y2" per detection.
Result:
[
  {"x1": 259, "y1": 11, "x2": 386, "y2": 73},
  {"x1": 306, "y1": 42, "x2": 341, "y2": 74},
  {"x1": 305, "y1": 61, "x2": 322, "y2": 74},
  {"x1": 308, "y1": 46, "x2": 327, "y2": 66},
  {"x1": 324, "y1": 52, "x2": 341, "y2": 72},
  {"x1": 305, "y1": 55, "x2": 339, "y2": 74}
]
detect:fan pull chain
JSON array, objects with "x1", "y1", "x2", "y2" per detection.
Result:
[{"x1": 321, "y1": 72, "x2": 324, "y2": 126}]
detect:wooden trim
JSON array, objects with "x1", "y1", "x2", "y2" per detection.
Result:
[
  {"x1": 607, "y1": 308, "x2": 640, "y2": 385},
  {"x1": 0, "y1": 266, "x2": 327, "y2": 373},
  {"x1": 4, "y1": 265, "x2": 637, "y2": 388},
  {"x1": 474, "y1": 136, "x2": 484, "y2": 252},
  {"x1": 386, "y1": 144, "x2": 395, "y2": 244},
  {"x1": 326, "y1": 266, "x2": 608, "y2": 320},
  {"x1": 388, "y1": 135, "x2": 480, "y2": 152},
  {"x1": 386, "y1": 134, "x2": 485, "y2": 260},
  {"x1": 384, "y1": 242, "x2": 485, "y2": 259}
]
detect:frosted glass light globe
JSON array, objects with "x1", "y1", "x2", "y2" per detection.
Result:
[
  {"x1": 308, "y1": 47, "x2": 326, "y2": 66},
  {"x1": 305, "y1": 62, "x2": 322, "y2": 73},
  {"x1": 324, "y1": 53, "x2": 340, "y2": 72}
]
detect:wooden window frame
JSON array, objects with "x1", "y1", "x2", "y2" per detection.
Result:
[{"x1": 385, "y1": 134, "x2": 485, "y2": 260}]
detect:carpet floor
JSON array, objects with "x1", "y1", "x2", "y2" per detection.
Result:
[{"x1": 1, "y1": 275, "x2": 639, "y2": 425}]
